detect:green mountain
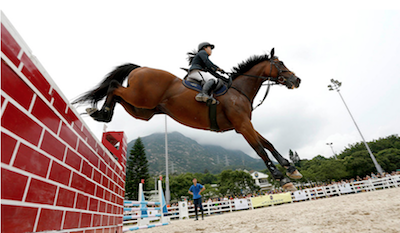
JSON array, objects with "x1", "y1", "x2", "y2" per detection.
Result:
[{"x1": 127, "y1": 132, "x2": 266, "y2": 175}]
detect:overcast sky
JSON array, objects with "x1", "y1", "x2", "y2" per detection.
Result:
[{"x1": 2, "y1": 1, "x2": 400, "y2": 162}]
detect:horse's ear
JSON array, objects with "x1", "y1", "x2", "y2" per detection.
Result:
[{"x1": 270, "y1": 48, "x2": 275, "y2": 58}]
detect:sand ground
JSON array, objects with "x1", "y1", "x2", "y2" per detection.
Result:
[{"x1": 133, "y1": 188, "x2": 400, "y2": 233}]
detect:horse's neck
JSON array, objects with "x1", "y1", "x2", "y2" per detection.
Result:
[{"x1": 232, "y1": 63, "x2": 266, "y2": 102}]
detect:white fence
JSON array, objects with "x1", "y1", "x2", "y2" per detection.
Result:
[
  {"x1": 124, "y1": 175, "x2": 399, "y2": 223},
  {"x1": 292, "y1": 175, "x2": 399, "y2": 201}
]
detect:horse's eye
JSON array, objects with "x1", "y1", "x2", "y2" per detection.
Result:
[{"x1": 279, "y1": 61, "x2": 284, "y2": 66}]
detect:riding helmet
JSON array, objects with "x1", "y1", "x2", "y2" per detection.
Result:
[{"x1": 198, "y1": 42, "x2": 215, "y2": 51}]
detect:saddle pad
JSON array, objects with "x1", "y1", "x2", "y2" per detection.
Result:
[{"x1": 182, "y1": 80, "x2": 228, "y2": 97}]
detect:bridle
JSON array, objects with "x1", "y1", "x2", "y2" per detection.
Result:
[{"x1": 228, "y1": 57, "x2": 296, "y2": 110}]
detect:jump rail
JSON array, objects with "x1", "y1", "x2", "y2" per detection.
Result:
[{"x1": 123, "y1": 181, "x2": 170, "y2": 232}]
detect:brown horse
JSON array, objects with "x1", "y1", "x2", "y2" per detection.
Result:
[{"x1": 73, "y1": 48, "x2": 302, "y2": 190}]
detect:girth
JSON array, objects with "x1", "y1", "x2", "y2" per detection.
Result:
[{"x1": 206, "y1": 99, "x2": 219, "y2": 132}]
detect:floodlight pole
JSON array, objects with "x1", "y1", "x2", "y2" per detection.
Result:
[
  {"x1": 326, "y1": 142, "x2": 337, "y2": 160},
  {"x1": 328, "y1": 79, "x2": 384, "y2": 174},
  {"x1": 165, "y1": 115, "x2": 170, "y2": 204}
]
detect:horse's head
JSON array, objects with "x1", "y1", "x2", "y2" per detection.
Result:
[{"x1": 266, "y1": 48, "x2": 301, "y2": 89}]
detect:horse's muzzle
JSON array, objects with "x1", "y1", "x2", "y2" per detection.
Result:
[{"x1": 286, "y1": 75, "x2": 301, "y2": 89}]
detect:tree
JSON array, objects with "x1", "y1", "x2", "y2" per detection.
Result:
[
  {"x1": 294, "y1": 151, "x2": 300, "y2": 166},
  {"x1": 218, "y1": 170, "x2": 259, "y2": 196},
  {"x1": 289, "y1": 149, "x2": 294, "y2": 163},
  {"x1": 201, "y1": 184, "x2": 219, "y2": 200},
  {"x1": 168, "y1": 173, "x2": 195, "y2": 201},
  {"x1": 376, "y1": 148, "x2": 400, "y2": 173},
  {"x1": 289, "y1": 149, "x2": 301, "y2": 167},
  {"x1": 342, "y1": 151, "x2": 375, "y2": 178},
  {"x1": 125, "y1": 137, "x2": 150, "y2": 200}
]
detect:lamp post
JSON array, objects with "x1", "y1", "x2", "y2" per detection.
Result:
[
  {"x1": 165, "y1": 115, "x2": 170, "y2": 204},
  {"x1": 326, "y1": 142, "x2": 337, "y2": 160},
  {"x1": 328, "y1": 79, "x2": 384, "y2": 174}
]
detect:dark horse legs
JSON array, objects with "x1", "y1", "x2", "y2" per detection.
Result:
[
  {"x1": 256, "y1": 131, "x2": 302, "y2": 179},
  {"x1": 235, "y1": 121, "x2": 296, "y2": 190},
  {"x1": 87, "y1": 80, "x2": 125, "y2": 122}
]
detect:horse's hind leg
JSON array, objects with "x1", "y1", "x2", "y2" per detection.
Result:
[
  {"x1": 87, "y1": 80, "x2": 122, "y2": 122},
  {"x1": 119, "y1": 100, "x2": 160, "y2": 121},
  {"x1": 256, "y1": 131, "x2": 303, "y2": 179}
]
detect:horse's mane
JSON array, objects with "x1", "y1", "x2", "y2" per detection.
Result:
[{"x1": 230, "y1": 54, "x2": 270, "y2": 80}]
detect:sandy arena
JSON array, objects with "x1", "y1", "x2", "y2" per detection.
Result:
[{"x1": 137, "y1": 188, "x2": 400, "y2": 233}]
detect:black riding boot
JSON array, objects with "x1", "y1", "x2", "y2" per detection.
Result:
[
  {"x1": 195, "y1": 79, "x2": 216, "y2": 104},
  {"x1": 201, "y1": 209, "x2": 204, "y2": 220}
]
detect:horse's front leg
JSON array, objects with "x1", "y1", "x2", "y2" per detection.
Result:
[
  {"x1": 256, "y1": 131, "x2": 303, "y2": 179},
  {"x1": 86, "y1": 80, "x2": 122, "y2": 122},
  {"x1": 236, "y1": 121, "x2": 296, "y2": 191}
]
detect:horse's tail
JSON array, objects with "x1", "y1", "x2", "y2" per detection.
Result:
[{"x1": 72, "y1": 63, "x2": 141, "y2": 106}]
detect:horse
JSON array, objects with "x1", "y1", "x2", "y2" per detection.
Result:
[{"x1": 73, "y1": 48, "x2": 302, "y2": 191}]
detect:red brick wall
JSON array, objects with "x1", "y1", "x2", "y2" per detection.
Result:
[{"x1": 1, "y1": 14, "x2": 126, "y2": 233}]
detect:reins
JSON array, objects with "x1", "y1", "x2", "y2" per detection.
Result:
[
  {"x1": 225, "y1": 64, "x2": 278, "y2": 111},
  {"x1": 224, "y1": 58, "x2": 293, "y2": 110}
]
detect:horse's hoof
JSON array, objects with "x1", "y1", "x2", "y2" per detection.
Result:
[
  {"x1": 94, "y1": 115, "x2": 112, "y2": 123},
  {"x1": 86, "y1": 108, "x2": 112, "y2": 123},
  {"x1": 86, "y1": 107, "x2": 98, "y2": 116},
  {"x1": 287, "y1": 170, "x2": 303, "y2": 179},
  {"x1": 282, "y1": 182, "x2": 297, "y2": 191}
]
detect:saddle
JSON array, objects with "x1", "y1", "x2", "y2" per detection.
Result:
[
  {"x1": 181, "y1": 68, "x2": 230, "y2": 97},
  {"x1": 181, "y1": 68, "x2": 231, "y2": 132},
  {"x1": 182, "y1": 78, "x2": 228, "y2": 97}
]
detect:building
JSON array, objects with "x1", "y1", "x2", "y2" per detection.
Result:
[{"x1": 249, "y1": 170, "x2": 273, "y2": 191}]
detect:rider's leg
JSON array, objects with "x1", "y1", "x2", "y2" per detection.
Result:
[
  {"x1": 194, "y1": 72, "x2": 218, "y2": 104},
  {"x1": 196, "y1": 79, "x2": 216, "y2": 103}
]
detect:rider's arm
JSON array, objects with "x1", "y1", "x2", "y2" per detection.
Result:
[{"x1": 198, "y1": 50, "x2": 219, "y2": 72}]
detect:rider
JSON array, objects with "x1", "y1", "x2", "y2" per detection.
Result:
[{"x1": 187, "y1": 42, "x2": 226, "y2": 104}]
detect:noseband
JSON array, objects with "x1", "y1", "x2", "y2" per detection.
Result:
[{"x1": 269, "y1": 57, "x2": 297, "y2": 86}]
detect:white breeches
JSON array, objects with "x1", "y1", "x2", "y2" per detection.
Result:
[{"x1": 188, "y1": 70, "x2": 218, "y2": 83}]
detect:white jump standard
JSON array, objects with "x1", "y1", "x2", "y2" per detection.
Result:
[{"x1": 123, "y1": 180, "x2": 170, "y2": 232}]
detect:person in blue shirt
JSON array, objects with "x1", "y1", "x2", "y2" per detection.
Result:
[{"x1": 188, "y1": 178, "x2": 206, "y2": 220}]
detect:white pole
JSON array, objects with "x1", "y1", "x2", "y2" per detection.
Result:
[
  {"x1": 158, "y1": 180, "x2": 164, "y2": 222},
  {"x1": 328, "y1": 80, "x2": 384, "y2": 174},
  {"x1": 165, "y1": 116, "x2": 170, "y2": 204},
  {"x1": 337, "y1": 90, "x2": 384, "y2": 174},
  {"x1": 138, "y1": 183, "x2": 143, "y2": 202}
]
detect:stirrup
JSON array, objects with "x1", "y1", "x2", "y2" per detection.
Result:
[{"x1": 206, "y1": 97, "x2": 217, "y2": 105}]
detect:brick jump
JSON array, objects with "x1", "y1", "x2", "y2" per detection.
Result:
[
  {"x1": 123, "y1": 181, "x2": 170, "y2": 232},
  {"x1": 1, "y1": 12, "x2": 127, "y2": 233}
]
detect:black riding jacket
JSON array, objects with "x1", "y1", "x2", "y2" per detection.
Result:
[{"x1": 189, "y1": 50, "x2": 219, "y2": 73}]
